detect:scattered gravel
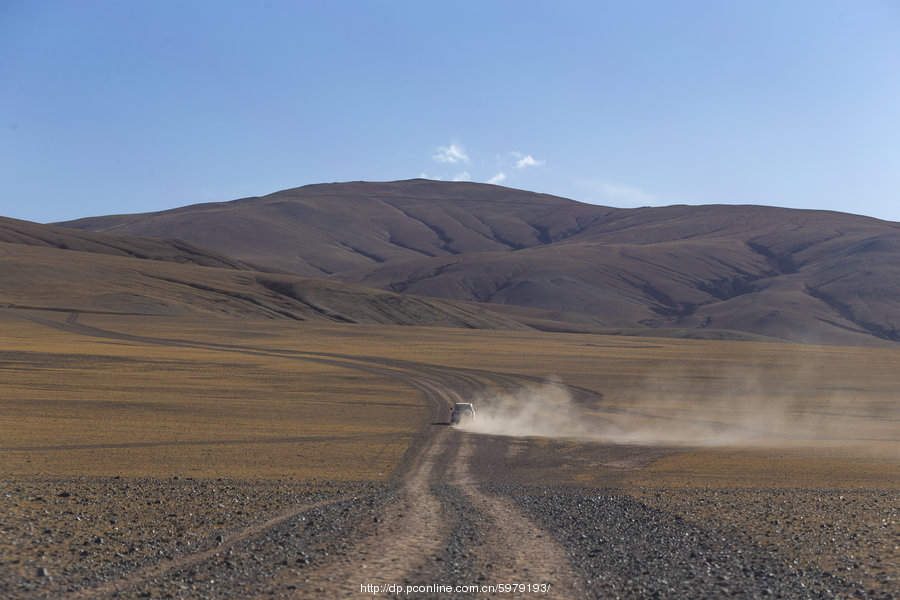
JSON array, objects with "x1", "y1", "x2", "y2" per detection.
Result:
[
  {"x1": 493, "y1": 485, "x2": 899, "y2": 600},
  {"x1": 0, "y1": 477, "x2": 389, "y2": 599},
  {"x1": 3, "y1": 477, "x2": 897, "y2": 599},
  {"x1": 128, "y1": 488, "x2": 391, "y2": 599},
  {"x1": 635, "y1": 489, "x2": 900, "y2": 597}
]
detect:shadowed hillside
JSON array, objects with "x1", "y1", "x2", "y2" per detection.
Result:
[
  {"x1": 61, "y1": 180, "x2": 605, "y2": 275},
  {"x1": 57, "y1": 180, "x2": 900, "y2": 344},
  {"x1": 0, "y1": 216, "x2": 529, "y2": 330},
  {"x1": 0, "y1": 216, "x2": 248, "y2": 269}
]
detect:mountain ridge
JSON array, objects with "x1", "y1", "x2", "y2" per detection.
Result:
[{"x1": 49, "y1": 179, "x2": 900, "y2": 344}]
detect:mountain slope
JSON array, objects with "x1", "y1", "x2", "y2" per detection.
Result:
[
  {"x1": 0, "y1": 216, "x2": 248, "y2": 269},
  {"x1": 57, "y1": 180, "x2": 900, "y2": 345},
  {"x1": 60, "y1": 179, "x2": 607, "y2": 275},
  {"x1": 0, "y1": 217, "x2": 529, "y2": 330}
]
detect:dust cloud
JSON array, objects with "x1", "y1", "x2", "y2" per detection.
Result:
[
  {"x1": 456, "y1": 380, "x2": 598, "y2": 440},
  {"x1": 455, "y1": 377, "x2": 900, "y2": 450}
]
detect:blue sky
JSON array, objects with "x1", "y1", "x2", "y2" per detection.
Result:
[{"x1": 2, "y1": 0, "x2": 899, "y2": 223}]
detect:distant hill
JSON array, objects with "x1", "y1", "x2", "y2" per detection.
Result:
[
  {"x1": 0, "y1": 215, "x2": 247, "y2": 269},
  {"x1": 56, "y1": 179, "x2": 900, "y2": 345},
  {"x1": 60, "y1": 179, "x2": 603, "y2": 275},
  {"x1": 0, "y1": 216, "x2": 529, "y2": 330}
]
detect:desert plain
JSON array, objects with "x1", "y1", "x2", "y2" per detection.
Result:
[{"x1": 0, "y1": 308, "x2": 897, "y2": 599}]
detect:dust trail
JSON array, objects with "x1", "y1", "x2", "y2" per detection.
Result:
[
  {"x1": 456, "y1": 378, "x2": 900, "y2": 451},
  {"x1": 456, "y1": 380, "x2": 604, "y2": 440},
  {"x1": 455, "y1": 378, "x2": 754, "y2": 444}
]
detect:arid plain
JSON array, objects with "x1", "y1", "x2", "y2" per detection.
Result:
[
  {"x1": 1, "y1": 309, "x2": 897, "y2": 598},
  {"x1": 3, "y1": 180, "x2": 900, "y2": 598}
]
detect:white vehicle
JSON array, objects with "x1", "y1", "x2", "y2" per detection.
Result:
[{"x1": 450, "y1": 402, "x2": 475, "y2": 425}]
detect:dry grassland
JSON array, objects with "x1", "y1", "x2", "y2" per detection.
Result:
[
  {"x1": 0, "y1": 313, "x2": 422, "y2": 481},
  {"x1": 1, "y1": 311, "x2": 898, "y2": 597},
  {"x1": 2, "y1": 311, "x2": 897, "y2": 488}
]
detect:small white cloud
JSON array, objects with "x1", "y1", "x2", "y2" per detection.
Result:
[
  {"x1": 418, "y1": 172, "x2": 443, "y2": 180},
  {"x1": 434, "y1": 143, "x2": 470, "y2": 164},
  {"x1": 514, "y1": 154, "x2": 545, "y2": 169},
  {"x1": 452, "y1": 171, "x2": 471, "y2": 182},
  {"x1": 488, "y1": 172, "x2": 507, "y2": 185}
]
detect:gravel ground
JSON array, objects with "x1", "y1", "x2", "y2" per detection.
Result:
[
  {"x1": 0, "y1": 477, "x2": 389, "y2": 599},
  {"x1": 493, "y1": 485, "x2": 899, "y2": 600},
  {"x1": 634, "y1": 489, "x2": 900, "y2": 597},
  {"x1": 2, "y1": 479, "x2": 897, "y2": 599},
  {"x1": 127, "y1": 488, "x2": 390, "y2": 599}
]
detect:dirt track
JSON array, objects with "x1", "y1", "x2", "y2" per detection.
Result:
[
  {"x1": 6, "y1": 312, "x2": 594, "y2": 598},
  {"x1": 2, "y1": 312, "x2": 898, "y2": 599}
]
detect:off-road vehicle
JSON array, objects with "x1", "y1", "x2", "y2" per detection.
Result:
[{"x1": 450, "y1": 402, "x2": 475, "y2": 425}]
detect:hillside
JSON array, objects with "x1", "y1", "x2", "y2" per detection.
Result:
[
  {"x1": 57, "y1": 180, "x2": 900, "y2": 345},
  {"x1": 0, "y1": 216, "x2": 529, "y2": 330},
  {"x1": 61, "y1": 179, "x2": 605, "y2": 275},
  {"x1": 0, "y1": 216, "x2": 248, "y2": 269}
]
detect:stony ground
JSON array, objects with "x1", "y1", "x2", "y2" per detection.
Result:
[
  {"x1": 0, "y1": 478, "x2": 388, "y2": 599},
  {"x1": 2, "y1": 458, "x2": 897, "y2": 599},
  {"x1": 495, "y1": 485, "x2": 898, "y2": 600}
]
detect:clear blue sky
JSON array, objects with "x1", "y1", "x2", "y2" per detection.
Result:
[{"x1": 2, "y1": 0, "x2": 899, "y2": 223}]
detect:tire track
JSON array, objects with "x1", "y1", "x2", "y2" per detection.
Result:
[
  {"x1": 68, "y1": 493, "x2": 369, "y2": 600},
  {"x1": 275, "y1": 428, "x2": 460, "y2": 598},
  {"x1": 448, "y1": 434, "x2": 587, "y2": 598}
]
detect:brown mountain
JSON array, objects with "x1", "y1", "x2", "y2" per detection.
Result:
[
  {"x1": 57, "y1": 179, "x2": 900, "y2": 345},
  {"x1": 61, "y1": 179, "x2": 602, "y2": 275},
  {"x1": 0, "y1": 215, "x2": 248, "y2": 269},
  {"x1": 0, "y1": 216, "x2": 528, "y2": 329}
]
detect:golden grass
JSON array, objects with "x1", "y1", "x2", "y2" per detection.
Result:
[
  {"x1": 0, "y1": 313, "x2": 423, "y2": 480},
  {"x1": 1, "y1": 310, "x2": 898, "y2": 487}
]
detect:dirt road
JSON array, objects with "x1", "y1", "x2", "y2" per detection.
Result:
[
  {"x1": 13, "y1": 312, "x2": 593, "y2": 598},
  {"x1": 3, "y1": 312, "x2": 897, "y2": 599}
]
